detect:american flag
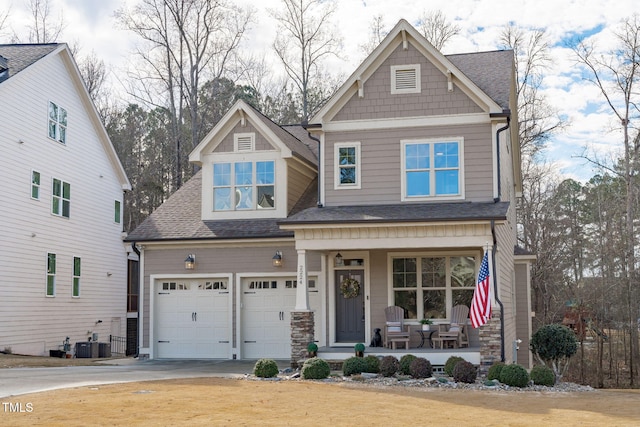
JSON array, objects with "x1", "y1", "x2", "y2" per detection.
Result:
[{"x1": 470, "y1": 251, "x2": 491, "y2": 328}]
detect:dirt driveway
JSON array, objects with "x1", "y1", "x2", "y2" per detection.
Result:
[{"x1": 1, "y1": 354, "x2": 639, "y2": 426}]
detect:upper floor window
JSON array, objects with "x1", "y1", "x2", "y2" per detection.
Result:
[
  {"x1": 334, "y1": 142, "x2": 361, "y2": 189},
  {"x1": 52, "y1": 178, "x2": 70, "y2": 218},
  {"x1": 402, "y1": 138, "x2": 463, "y2": 200},
  {"x1": 31, "y1": 170, "x2": 41, "y2": 200},
  {"x1": 72, "y1": 256, "x2": 81, "y2": 297},
  {"x1": 115, "y1": 200, "x2": 121, "y2": 224},
  {"x1": 46, "y1": 253, "x2": 56, "y2": 296},
  {"x1": 48, "y1": 101, "x2": 67, "y2": 144},
  {"x1": 391, "y1": 64, "x2": 421, "y2": 94},
  {"x1": 213, "y1": 160, "x2": 275, "y2": 211},
  {"x1": 391, "y1": 255, "x2": 476, "y2": 321}
]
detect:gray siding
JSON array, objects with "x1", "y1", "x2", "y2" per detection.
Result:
[
  {"x1": 515, "y1": 262, "x2": 532, "y2": 368},
  {"x1": 334, "y1": 43, "x2": 482, "y2": 122},
  {"x1": 141, "y1": 245, "x2": 321, "y2": 348},
  {"x1": 324, "y1": 123, "x2": 493, "y2": 206},
  {"x1": 287, "y1": 163, "x2": 313, "y2": 213},
  {"x1": 214, "y1": 121, "x2": 275, "y2": 153},
  {"x1": 494, "y1": 207, "x2": 518, "y2": 363}
]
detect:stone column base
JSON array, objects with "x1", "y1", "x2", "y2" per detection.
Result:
[{"x1": 290, "y1": 311, "x2": 314, "y2": 368}]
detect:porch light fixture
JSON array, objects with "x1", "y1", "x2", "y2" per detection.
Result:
[
  {"x1": 272, "y1": 251, "x2": 283, "y2": 267},
  {"x1": 184, "y1": 254, "x2": 196, "y2": 270},
  {"x1": 335, "y1": 253, "x2": 343, "y2": 267}
]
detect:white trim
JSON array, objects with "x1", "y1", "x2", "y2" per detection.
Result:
[
  {"x1": 492, "y1": 122, "x2": 499, "y2": 200},
  {"x1": 320, "y1": 133, "x2": 326, "y2": 205},
  {"x1": 400, "y1": 137, "x2": 465, "y2": 202},
  {"x1": 391, "y1": 64, "x2": 421, "y2": 94},
  {"x1": 322, "y1": 113, "x2": 490, "y2": 132},
  {"x1": 333, "y1": 142, "x2": 362, "y2": 190}
]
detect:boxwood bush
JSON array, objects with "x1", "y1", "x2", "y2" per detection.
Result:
[
  {"x1": 452, "y1": 360, "x2": 477, "y2": 383},
  {"x1": 409, "y1": 357, "x2": 432, "y2": 379},
  {"x1": 499, "y1": 364, "x2": 530, "y2": 387},
  {"x1": 253, "y1": 358, "x2": 279, "y2": 378},
  {"x1": 364, "y1": 355, "x2": 380, "y2": 373},
  {"x1": 530, "y1": 364, "x2": 555, "y2": 386},
  {"x1": 342, "y1": 356, "x2": 368, "y2": 376},
  {"x1": 379, "y1": 355, "x2": 399, "y2": 377},
  {"x1": 301, "y1": 357, "x2": 331, "y2": 380},
  {"x1": 487, "y1": 362, "x2": 505, "y2": 381},
  {"x1": 444, "y1": 356, "x2": 465, "y2": 376},
  {"x1": 399, "y1": 354, "x2": 417, "y2": 375}
]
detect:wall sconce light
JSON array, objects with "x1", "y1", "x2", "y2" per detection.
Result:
[
  {"x1": 335, "y1": 252, "x2": 343, "y2": 267},
  {"x1": 184, "y1": 254, "x2": 196, "y2": 270},
  {"x1": 272, "y1": 251, "x2": 283, "y2": 267}
]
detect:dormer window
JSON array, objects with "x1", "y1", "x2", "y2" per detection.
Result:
[
  {"x1": 213, "y1": 160, "x2": 275, "y2": 211},
  {"x1": 391, "y1": 64, "x2": 421, "y2": 94},
  {"x1": 234, "y1": 133, "x2": 255, "y2": 152}
]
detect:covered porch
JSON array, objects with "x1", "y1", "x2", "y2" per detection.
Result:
[{"x1": 318, "y1": 345, "x2": 480, "y2": 368}]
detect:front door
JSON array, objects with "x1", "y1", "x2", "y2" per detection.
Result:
[{"x1": 335, "y1": 269, "x2": 365, "y2": 342}]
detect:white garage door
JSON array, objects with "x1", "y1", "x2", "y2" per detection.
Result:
[
  {"x1": 155, "y1": 279, "x2": 230, "y2": 359},
  {"x1": 241, "y1": 277, "x2": 320, "y2": 359}
]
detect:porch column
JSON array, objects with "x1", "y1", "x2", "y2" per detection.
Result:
[
  {"x1": 295, "y1": 249, "x2": 309, "y2": 310},
  {"x1": 478, "y1": 307, "x2": 502, "y2": 374}
]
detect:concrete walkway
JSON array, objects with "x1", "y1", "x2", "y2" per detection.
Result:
[{"x1": 0, "y1": 359, "x2": 290, "y2": 398}]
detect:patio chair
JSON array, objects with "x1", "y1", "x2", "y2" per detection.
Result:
[
  {"x1": 450, "y1": 304, "x2": 470, "y2": 348},
  {"x1": 384, "y1": 306, "x2": 410, "y2": 348}
]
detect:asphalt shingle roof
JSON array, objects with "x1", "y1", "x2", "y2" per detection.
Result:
[
  {"x1": 280, "y1": 202, "x2": 510, "y2": 225},
  {"x1": 0, "y1": 44, "x2": 59, "y2": 83}
]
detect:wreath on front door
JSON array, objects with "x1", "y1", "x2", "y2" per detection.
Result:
[{"x1": 340, "y1": 277, "x2": 360, "y2": 299}]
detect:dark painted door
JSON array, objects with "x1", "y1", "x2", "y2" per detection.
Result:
[{"x1": 335, "y1": 269, "x2": 365, "y2": 342}]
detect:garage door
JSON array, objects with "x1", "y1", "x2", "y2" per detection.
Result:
[
  {"x1": 155, "y1": 279, "x2": 230, "y2": 358},
  {"x1": 241, "y1": 277, "x2": 320, "y2": 359}
]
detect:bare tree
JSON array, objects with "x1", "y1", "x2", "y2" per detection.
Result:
[
  {"x1": 116, "y1": 0, "x2": 252, "y2": 190},
  {"x1": 270, "y1": 0, "x2": 342, "y2": 122},
  {"x1": 359, "y1": 14, "x2": 387, "y2": 57},
  {"x1": 416, "y1": 10, "x2": 460, "y2": 51},
  {"x1": 0, "y1": 8, "x2": 10, "y2": 41},
  {"x1": 77, "y1": 50, "x2": 109, "y2": 116},
  {"x1": 573, "y1": 15, "x2": 640, "y2": 385},
  {"x1": 25, "y1": 0, "x2": 65, "y2": 43}
]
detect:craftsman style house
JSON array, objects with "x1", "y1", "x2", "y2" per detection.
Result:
[
  {"x1": 126, "y1": 19, "x2": 534, "y2": 369},
  {"x1": 0, "y1": 44, "x2": 131, "y2": 356}
]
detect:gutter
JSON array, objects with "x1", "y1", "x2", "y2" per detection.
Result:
[
  {"x1": 302, "y1": 121, "x2": 323, "y2": 208},
  {"x1": 490, "y1": 220, "x2": 505, "y2": 362},
  {"x1": 491, "y1": 111, "x2": 511, "y2": 203}
]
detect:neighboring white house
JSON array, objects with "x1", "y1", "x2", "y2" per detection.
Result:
[{"x1": 0, "y1": 44, "x2": 131, "y2": 356}]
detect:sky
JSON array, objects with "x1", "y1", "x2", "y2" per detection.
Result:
[{"x1": 1, "y1": 0, "x2": 638, "y2": 183}]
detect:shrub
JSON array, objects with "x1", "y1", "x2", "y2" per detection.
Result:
[
  {"x1": 444, "y1": 356, "x2": 465, "y2": 376},
  {"x1": 452, "y1": 361, "x2": 477, "y2": 383},
  {"x1": 379, "y1": 356, "x2": 399, "y2": 377},
  {"x1": 364, "y1": 355, "x2": 380, "y2": 373},
  {"x1": 342, "y1": 356, "x2": 368, "y2": 376},
  {"x1": 307, "y1": 342, "x2": 318, "y2": 352},
  {"x1": 301, "y1": 357, "x2": 330, "y2": 380},
  {"x1": 530, "y1": 364, "x2": 555, "y2": 386},
  {"x1": 487, "y1": 362, "x2": 505, "y2": 381},
  {"x1": 499, "y1": 364, "x2": 530, "y2": 387},
  {"x1": 530, "y1": 324, "x2": 578, "y2": 383},
  {"x1": 409, "y1": 357, "x2": 432, "y2": 379},
  {"x1": 354, "y1": 343, "x2": 366, "y2": 356},
  {"x1": 253, "y1": 358, "x2": 279, "y2": 378},
  {"x1": 399, "y1": 354, "x2": 417, "y2": 375}
]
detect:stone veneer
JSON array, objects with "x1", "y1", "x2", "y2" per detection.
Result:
[
  {"x1": 290, "y1": 311, "x2": 314, "y2": 368},
  {"x1": 477, "y1": 308, "x2": 502, "y2": 374}
]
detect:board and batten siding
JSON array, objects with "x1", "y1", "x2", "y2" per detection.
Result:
[
  {"x1": 213, "y1": 121, "x2": 275, "y2": 153},
  {"x1": 140, "y1": 245, "x2": 321, "y2": 349},
  {"x1": 323, "y1": 123, "x2": 493, "y2": 206},
  {"x1": 0, "y1": 49, "x2": 128, "y2": 356},
  {"x1": 333, "y1": 43, "x2": 482, "y2": 122}
]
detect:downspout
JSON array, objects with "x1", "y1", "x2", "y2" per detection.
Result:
[
  {"x1": 131, "y1": 241, "x2": 141, "y2": 358},
  {"x1": 302, "y1": 121, "x2": 323, "y2": 208},
  {"x1": 494, "y1": 116, "x2": 510, "y2": 203},
  {"x1": 490, "y1": 220, "x2": 505, "y2": 362}
]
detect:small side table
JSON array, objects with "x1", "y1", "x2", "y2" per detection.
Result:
[{"x1": 416, "y1": 328, "x2": 437, "y2": 348}]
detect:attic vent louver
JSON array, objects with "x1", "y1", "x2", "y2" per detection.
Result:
[
  {"x1": 391, "y1": 64, "x2": 421, "y2": 94},
  {"x1": 234, "y1": 133, "x2": 255, "y2": 152}
]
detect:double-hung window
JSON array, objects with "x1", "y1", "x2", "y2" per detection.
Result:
[
  {"x1": 213, "y1": 160, "x2": 275, "y2": 211},
  {"x1": 31, "y1": 171, "x2": 41, "y2": 199},
  {"x1": 52, "y1": 178, "x2": 70, "y2": 218},
  {"x1": 46, "y1": 253, "x2": 56, "y2": 296},
  {"x1": 391, "y1": 255, "x2": 476, "y2": 320},
  {"x1": 72, "y1": 257, "x2": 81, "y2": 297},
  {"x1": 115, "y1": 200, "x2": 121, "y2": 224},
  {"x1": 402, "y1": 138, "x2": 463, "y2": 200},
  {"x1": 334, "y1": 142, "x2": 361, "y2": 189},
  {"x1": 48, "y1": 101, "x2": 67, "y2": 144}
]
